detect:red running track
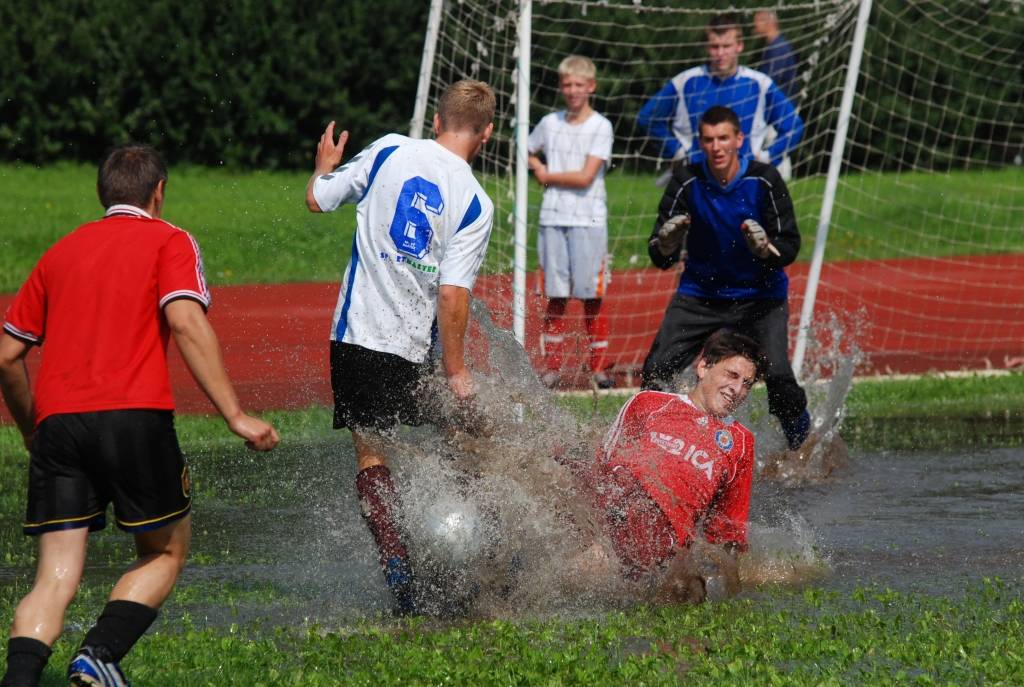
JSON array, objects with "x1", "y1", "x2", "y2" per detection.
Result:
[{"x1": 2, "y1": 254, "x2": 1023, "y2": 419}]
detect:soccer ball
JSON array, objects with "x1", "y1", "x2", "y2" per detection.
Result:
[
  {"x1": 414, "y1": 494, "x2": 494, "y2": 570},
  {"x1": 406, "y1": 492, "x2": 501, "y2": 616}
]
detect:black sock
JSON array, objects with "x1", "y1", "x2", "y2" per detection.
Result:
[
  {"x1": 1, "y1": 636, "x2": 51, "y2": 687},
  {"x1": 80, "y1": 600, "x2": 158, "y2": 663}
]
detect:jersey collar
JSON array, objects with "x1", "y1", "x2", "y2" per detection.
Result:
[
  {"x1": 104, "y1": 204, "x2": 152, "y2": 219},
  {"x1": 702, "y1": 156, "x2": 749, "y2": 192},
  {"x1": 702, "y1": 64, "x2": 740, "y2": 85},
  {"x1": 428, "y1": 139, "x2": 472, "y2": 171},
  {"x1": 678, "y1": 392, "x2": 736, "y2": 425}
]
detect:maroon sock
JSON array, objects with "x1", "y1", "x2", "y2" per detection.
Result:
[{"x1": 356, "y1": 465, "x2": 408, "y2": 568}]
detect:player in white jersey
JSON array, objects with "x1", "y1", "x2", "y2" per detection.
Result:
[
  {"x1": 528, "y1": 55, "x2": 616, "y2": 389},
  {"x1": 305, "y1": 80, "x2": 496, "y2": 615}
]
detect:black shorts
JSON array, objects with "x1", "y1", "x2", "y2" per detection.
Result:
[
  {"x1": 330, "y1": 342, "x2": 432, "y2": 432},
  {"x1": 641, "y1": 295, "x2": 806, "y2": 421},
  {"x1": 24, "y1": 410, "x2": 191, "y2": 536}
]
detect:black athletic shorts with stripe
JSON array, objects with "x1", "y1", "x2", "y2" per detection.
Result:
[{"x1": 24, "y1": 409, "x2": 191, "y2": 536}]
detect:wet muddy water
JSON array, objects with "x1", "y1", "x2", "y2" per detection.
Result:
[
  {"x1": 174, "y1": 440, "x2": 1024, "y2": 622},
  {"x1": 752, "y1": 446, "x2": 1024, "y2": 594},
  {"x1": 3, "y1": 440, "x2": 1022, "y2": 623}
]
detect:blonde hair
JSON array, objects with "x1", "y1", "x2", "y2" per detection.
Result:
[
  {"x1": 437, "y1": 79, "x2": 496, "y2": 135},
  {"x1": 558, "y1": 55, "x2": 597, "y2": 81}
]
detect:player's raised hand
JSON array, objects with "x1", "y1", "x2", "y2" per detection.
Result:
[
  {"x1": 651, "y1": 213, "x2": 690, "y2": 256},
  {"x1": 315, "y1": 121, "x2": 349, "y2": 175},
  {"x1": 740, "y1": 219, "x2": 781, "y2": 258},
  {"x1": 228, "y1": 413, "x2": 280, "y2": 451}
]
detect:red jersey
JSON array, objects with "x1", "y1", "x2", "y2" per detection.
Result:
[
  {"x1": 598, "y1": 390, "x2": 755, "y2": 549},
  {"x1": 3, "y1": 205, "x2": 210, "y2": 425}
]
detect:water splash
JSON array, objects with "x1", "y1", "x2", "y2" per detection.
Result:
[
  {"x1": 741, "y1": 310, "x2": 865, "y2": 485},
  {"x1": 389, "y1": 300, "x2": 632, "y2": 616},
  {"x1": 740, "y1": 515, "x2": 830, "y2": 588},
  {"x1": 385, "y1": 300, "x2": 843, "y2": 617}
]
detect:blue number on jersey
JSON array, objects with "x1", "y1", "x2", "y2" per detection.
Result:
[{"x1": 390, "y1": 177, "x2": 444, "y2": 259}]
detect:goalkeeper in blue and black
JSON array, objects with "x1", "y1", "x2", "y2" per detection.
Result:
[{"x1": 641, "y1": 105, "x2": 810, "y2": 450}]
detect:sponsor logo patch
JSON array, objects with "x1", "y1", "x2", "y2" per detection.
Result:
[
  {"x1": 390, "y1": 254, "x2": 438, "y2": 273},
  {"x1": 715, "y1": 429, "x2": 734, "y2": 452},
  {"x1": 649, "y1": 431, "x2": 714, "y2": 481}
]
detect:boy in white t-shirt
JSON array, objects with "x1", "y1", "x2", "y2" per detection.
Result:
[{"x1": 528, "y1": 55, "x2": 616, "y2": 389}]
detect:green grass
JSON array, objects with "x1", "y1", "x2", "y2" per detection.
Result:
[
  {"x1": 839, "y1": 373, "x2": 1024, "y2": 451},
  {"x1": 2, "y1": 163, "x2": 1022, "y2": 293},
  {"x1": 0, "y1": 581, "x2": 1015, "y2": 685},
  {"x1": 3, "y1": 374, "x2": 1024, "y2": 684},
  {"x1": 562, "y1": 371, "x2": 1024, "y2": 420},
  {"x1": 0, "y1": 163, "x2": 355, "y2": 292},
  {"x1": 844, "y1": 373, "x2": 1024, "y2": 418}
]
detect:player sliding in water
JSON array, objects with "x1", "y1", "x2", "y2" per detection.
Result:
[{"x1": 575, "y1": 329, "x2": 764, "y2": 602}]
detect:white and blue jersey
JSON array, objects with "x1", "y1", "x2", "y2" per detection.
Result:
[
  {"x1": 313, "y1": 134, "x2": 494, "y2": 363},
  {"x1": 648, "y1": 158, "x2": 800, "y2": 301},
  {"x1": 637, "y1": 65, "x2": 803, "y2": 166}
]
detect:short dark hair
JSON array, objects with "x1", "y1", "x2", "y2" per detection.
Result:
[
  {"x1": 707, "y1": 12, "x2": 743, "y2": 39},
  {"x1": 97, "y1": 144, "x2": 167, "y2": 209},
  {"x1": 699, "y1": 329, "x2": 768, "y2": 381},
  {"x1": 699, "y1": 105, "x2": 742, "y2": 135}
]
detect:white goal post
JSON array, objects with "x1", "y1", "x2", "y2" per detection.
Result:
[{"x1": 791, "y1": 0, "x2": 872, "y2": 378}]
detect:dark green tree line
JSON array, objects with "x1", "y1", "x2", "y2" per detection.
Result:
[
  {"x1": 0, "y1": 0, "x2": 428, "y2": 167},
  {"x1": 0, "y1": 1, "x2": 1019, "y2": 171}
]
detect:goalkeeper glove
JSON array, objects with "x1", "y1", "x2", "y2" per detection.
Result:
[
  {"x1": 651, "y1": 214, "x2": 690, "y2": 256},
  {"x1": 741, "y1": 219, "x2": 781, "y2": 258}
]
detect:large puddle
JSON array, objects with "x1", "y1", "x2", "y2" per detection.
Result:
[
  {"x1": 153, "y1": 436, "x2": 1024, "y2": 624},
  {"x1": 2, "y1": 432, "x2": 1022, "y2": 626},
  {"x1": 753, "y1": 446, "x2": 1024, "y2": 596}
]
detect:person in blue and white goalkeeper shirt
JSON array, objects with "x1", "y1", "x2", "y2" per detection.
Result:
[
  {"x1": 638, "y1": 11, "x2": 803, "y2": 182},
  {"x1": 305, "y1": 79, "x2": 496, "y2": 616}
]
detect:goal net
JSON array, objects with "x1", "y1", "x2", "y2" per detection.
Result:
[{"x1": 418, "y1": 0, "x2": 1024, "y2": 383}]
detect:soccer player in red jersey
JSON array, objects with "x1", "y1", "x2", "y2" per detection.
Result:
[
  {"x1": 592, "y1": 329, "x2": 765, "y2": 600},
  {"x1": 0, "y1": 145, "x2": 279, "y2": 687}
]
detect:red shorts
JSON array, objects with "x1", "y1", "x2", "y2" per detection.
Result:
[{"x1": 594, "y1": 466, "x2": 676, "y2": 576}]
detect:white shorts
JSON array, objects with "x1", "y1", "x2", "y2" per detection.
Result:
[{"x1": 537, "y1": 225, "x2": 609, "y2": 299}]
